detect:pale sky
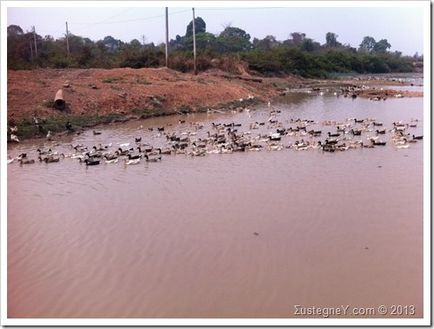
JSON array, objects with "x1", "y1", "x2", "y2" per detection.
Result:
[{"x1": 7, "y1": 5, "x2": 425, "y2": 55}]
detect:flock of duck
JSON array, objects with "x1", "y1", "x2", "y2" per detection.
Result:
[{"x1": 8, "y1": 108, "x2": 423, "y2": 167}]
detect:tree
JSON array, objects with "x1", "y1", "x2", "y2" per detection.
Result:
[
  {"x1": 252, "y1": 35, "x2": 280, "y2": 50},
  {"x1": 373, "y1": 39, "x2": 391, "y2": 53},
  {"x1": 129, "y1": 39, "x2": 142, "y2": 49},
  {"x1": 290, "y1": 32, "x2": 306, "y2": 46},
  {"x1": 5, "y1": 23, "x2": 416, "y2": 76},
  {"x1": 325, "y1": 32, "x2": 340, "y2": 48},
  {"x1": 185, "y1": 17, "x2": 206, "y2": 38},
  {"x1": 219, "y1": 26, "x2": 250, "y2": 41},
  {"x1": 7, "y1": 24, "x2": 23, "y2": 37},
  {"x1": 217, "y1": 26, "x2": 251, "y2": 52},
  {"x1": 102, "y1": 36, "x2": 120, "y2": 52},
  {"x1": 77, "y1": 42, "x2": 94, "y2": 67},
  {"x1": 359, "y1": 36, "x2": 376, "y2": 53},
  {"x1": 301, "y1": 38, "x2": 320, "y2": 52},
  {"x1": 183, "y1": 32, "x2": 216, "y2": 50}
]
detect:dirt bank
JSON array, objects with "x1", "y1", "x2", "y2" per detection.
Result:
[
  {"x1": 6, "y1": 68, "x2": 422, "y2": 140},
  {"x1": 7, "y1": 68, "x2": 304, "y2": 120}
]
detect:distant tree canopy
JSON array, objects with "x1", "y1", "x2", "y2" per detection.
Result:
[
  {"x1": 373, "y1": 39, "x2": 392, "y2": 53},
  {"x1": 358, "y1": 36, "x2": 391, "y2": 54},
  {"x1": 185, "y1": 17, "x2": 206, "y2": 37},
  {"x1": 253, "y1": 35, "x2": 279, "y2": 50},
  {"x1": 325, "y1": 32, "x2": 341, "y2": 48},
  {"x1": 6, "y1": 17, "x2": 418, "y2": 77},
  {"x1": 359, "y1": 36, "x2": 376, "y2": 52},
  {"x1": 7, "y1": 24, "x2": 24, "y2": 36},
  {"x1": 217, "y1": 26, "x2": 251, "y2": 52},
  {"x1": 301, "y1": 38, "x2": 320, "y2": 52},
  {"x1": 290, "y1": 32, "x2": 306, "y2": 46}
]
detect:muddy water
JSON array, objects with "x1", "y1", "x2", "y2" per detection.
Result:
[{"x1": 8, "y1": 93, "x2": 423, "y2": 318}]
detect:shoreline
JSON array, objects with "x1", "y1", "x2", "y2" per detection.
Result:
[
  {"x1": 7, "y1": 96, "x2": 262, "y2": 143},
  {"x1": 7, "y1": 68, "x2": 422, "y2": 142}
]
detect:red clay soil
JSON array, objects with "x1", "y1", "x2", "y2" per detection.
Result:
[
  {"x1": 7, "y1": 67, "x2": 304, "y2": 123},
  {"x1": 7, "y1": 68, "x2": 422, "y2": 125}
]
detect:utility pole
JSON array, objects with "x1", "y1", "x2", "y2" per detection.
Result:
[
  {"x1": 192, "y1": 8, "x2": 197, "y2": 75},
  {"x1": 32, "y1": 26, "x2": 38, "y2": 57},
  {"x1": 142, "y1": 35, "x2": 146, "y2": 47},
  {"x1": 29, "y1": 40, "x2": 33, "y2": 62},
  {"x1": 65, "y1": 21, "x2": 70, "y2": 57},
  {"x1": 165, "y1": 7, "x2": 169, "y2": 67}
]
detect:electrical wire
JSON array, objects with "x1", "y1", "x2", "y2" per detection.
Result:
[{"x1": 71, "y1": 8, "x2": 190, "y2": 31}]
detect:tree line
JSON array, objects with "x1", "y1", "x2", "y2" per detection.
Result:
[{"x1": 7, "y1": 17, "x2": 422, "y2": 78}]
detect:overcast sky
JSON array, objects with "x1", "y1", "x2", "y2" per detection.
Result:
[{"x1": 7, "y1": 4, "x2": 425, "y2": 55}]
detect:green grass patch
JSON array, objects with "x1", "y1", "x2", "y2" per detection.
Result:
[
  {"x1": 178, "y1": 105, "x2": 192, "y2": 114},
  {"x1": 37, "y1": 80, "x2": 48, "y2": 87},
  {"x1": 136, "y1": 78, "x2": 152, "y2": 85},
  {"x1": 217, "y1": 97, "x2": 261, "y2": 110},
  {"x1": 13, "y1": 112, "x2": 132, "y2": 140},
  {"x1": 102, "y1": 77, "x2": 123, "y2": 83}
]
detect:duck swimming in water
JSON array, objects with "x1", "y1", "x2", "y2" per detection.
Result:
[
  {"x1": 19, "y1": 158, "x2": 35, "y2": 165},
  {"x1": 269, "y1": 133, "x2": 281, "y2": 141},
  {"x1": 82, "y1": 158, "x2": 100, "y2": 166},
  {"x1": 351, "y1": 129, "x2": 362, "y2": 136},
  {"x1": 371, "y1": 139, "x2": 386, "y2": 146},
  {"x1": 125, "y1": 158, "x2": 141, "y2": 165},
  {"x1": 37, "y1": 148, "x2": 53, "y2": 155},
  {"x1": 117, "y1": 147, "x2": 132, "y2": 156},
  {"x1": 40, "y1": 156, "x2": 60, "y2": 163},
  {"x1": 10, "y1": 134, "x2": 20, "y2": 143},
  {"x1": 144, "y1": 154, "x2": 162, "y2": 162},
  {"x1": 104, "y1": 153, "x2": 119, "y2": 161},
  {"x1": 7, "y1": 114, "x2": 422, "y2": 170},
  {"x1": 105, "y1": 158, "x2": 119, "y2": 164},
  {"x1": 127, "y1": 153, "x2": 142, "y2": 160}
]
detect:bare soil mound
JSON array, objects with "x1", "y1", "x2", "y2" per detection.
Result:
[{"x1": 7, "y1": 67, "x2": 304, "y2": 123}]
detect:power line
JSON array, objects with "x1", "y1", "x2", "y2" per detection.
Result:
[
  {"x1": 69, "y1": 8, "x2": 134, "y2": 25},
  {"x1": 70, "y1": 8, "x2": 190, "y2": 29},
  {"x1": 32, "y1": 27, "x2": 65, "y2": 36},
  {"x1": 21, "y1": 6, "x2": 289, "y2": 45},
  {"x1": 23, "y1": 7, "x2": 285, "y2": 39},
  {"x1": 197, "y1": 7, "x2": 285, "y2": 11}
]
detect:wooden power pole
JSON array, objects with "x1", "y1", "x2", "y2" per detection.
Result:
[
  {"x1": 192, "y1": 8, "x2": 197, "y2": 75},
  {"x1": 65, "y1": 21, "x2": 70, "y2": 57},
  {"x1": 32, "y1": 26, "x2": 38, "y2": 57},
  {"x1": 29, "y1": 40, "x2": 33, "y2": 62},
  {"x1": 165, "y1": 7, "x2": 169, "y2": 67}
]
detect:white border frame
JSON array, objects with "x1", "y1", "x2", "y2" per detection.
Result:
[{"x1": 1, "y1": 1, "x2": 431, "y2": 326}]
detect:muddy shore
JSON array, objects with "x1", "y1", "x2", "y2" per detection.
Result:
[{"x1": 7, "y1": 68, "x2": 422, "y2": 140}]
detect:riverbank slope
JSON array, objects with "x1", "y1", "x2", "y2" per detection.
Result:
[{"x1": 7, "y1": 68, "x2": 422, "y2": 140}]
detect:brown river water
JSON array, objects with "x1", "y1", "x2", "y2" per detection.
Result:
[{"x1": 8, "y1": 91, "x2": 423, "y2": 318}]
